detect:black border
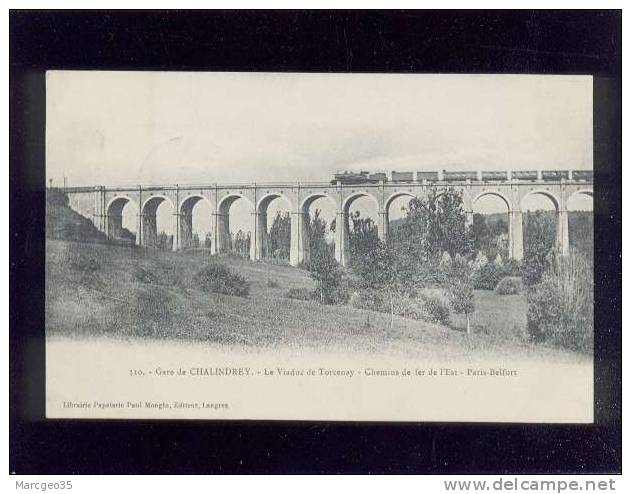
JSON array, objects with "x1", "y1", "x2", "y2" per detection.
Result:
[{"x1": 10, "y1": 10, "x2": 622, "y2": 474}]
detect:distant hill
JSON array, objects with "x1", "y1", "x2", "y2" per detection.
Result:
[
  {"x1": 389, "y1": 214, "x2": 512, "y2": 233},
  {"x1": 46, "y1": 189, "x2": 108, "y2": 243},
  {"x1": 390, "y1": 211, "x2": 592, "y2": 232},
  {"x1": 389, "y1": 210, "x2": 593, "y2": 256}
]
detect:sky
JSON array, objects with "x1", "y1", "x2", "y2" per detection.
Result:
[{"x1": 46, "y1": 71, "x2": 594, "y2": 235}]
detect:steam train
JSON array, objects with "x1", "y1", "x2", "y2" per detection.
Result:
[{"x1": 330, "y1": 170, "x2": 592, "y2": 185}]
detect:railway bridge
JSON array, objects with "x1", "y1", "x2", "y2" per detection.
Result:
[{"x1": 62, "y1": 170, "x2": 593, "y2": 267}]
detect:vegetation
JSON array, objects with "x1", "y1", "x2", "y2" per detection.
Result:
[
  {"x1": 472, "y1": 262, "x2": 506, "y2": 290},
  {"x1": 348, "y1": 211, "x2": 380, "y2": 269},
  {"x1": 267, "y1": 211, "x2": 291, "y2": 260},
  {"x1": 417, "y1": 292, "x2": 451, "y2": 326},
  {"x1": 307, "y1": 248, "x2": 343, "y2": 304},
  {"x1": 46, "y1": 189, "x2": 108, "y2": 243},
  {"x1": 156, "y1": 231, "x2": 173, "y2": 251},
  {"x1": 204, "y1": 233, "x2": 213, "y2": 249},
  {"x1": 46, "y1": 238, "x2": 590, "y2": 361},
  {"x1": 387, "y1": 189, "x2": 475, "y2": 287},
  {"x1": 522, "y1": 211, "x2": 557, "y2": 286},
  {"x1": 527, "y1": 251, "x2": 593, "y2": 353},
  {"x1": 349, "y1": 288, "x2": 450, "y2": 326},
  {"x1": 472, "y1": 212, "x2": 508, "y2": 260},
  {"x1": 193, "y1": 263, "x2": 250, "y2": 297},
  {"x1": 46, "y1": 185, "x2": 594, "y2": 357},
  {"x1": 266, "y1": 278, "x2": 281, "y2": 288},
  {"x1": 495, "y1": 276, "x2": 523, "y2": 295},
  {"x1": 230, "y1": 230, "x2": 251, "y2": 258},
  {"x1": 285, "y1": 287, "x2": 314, "y2": 301},
  {"x1": 445, "y1": 255, "x2": 476, "y2": 334},
  {"x1": 306, "y1": 209, "x2": 332, "y2": 259}
]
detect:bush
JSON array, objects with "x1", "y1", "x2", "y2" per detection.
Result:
[
  {"x1": 522, "y1": 248, "x2": 553, "y2": 287},
  {"x1": 527, "y1": 252, "x2": 593, "y2": 353},
  {"x1": 471, "y1": 251, "x2": 488, "y2": 272},
  {"x1": 473, "y1": 262, "x2": 505, "y2": 290},
  {"x1": 328, "y1": 275, "x2": 353, "y2": 305},
  {"x1": 132, "y1": 287, "x2": 175, "y2": 324},
  {"x1": 125, "y1": 287, "x2": 177, "y2": 339},
  {"x1": 266, "y1": 279, "x2": 280, "y2": 288},
  {"x1": 349, "y1": 289, "x2": 451, "y2": 326},
  {"x1": 308, "y1": 249, "x2": 342, "y2": 304},
  {"x1": 392, "y1": 296, "x2": 425, "y2": 320},
  {"x1": 503, "y1": 258, "x2": 522, "y2": 277},
  {"x1": 193, "y1": 263, "x2": 250, "y2": 297},
  {"x1": 494, "y1": 276, "x2": 523, "y2": 295},
  {"x1": 349, "y1": 289, "x2": 389, "y2": 313},
  {"x1": 417, "y1": 292, "x2": 451, "y2": 325},
  {"x1": 285, "y1": 287, "x2": 314, "y2": 301}
]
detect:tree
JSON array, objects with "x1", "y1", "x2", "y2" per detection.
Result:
[
  {"x1": 527, "y1": 250, "x2": 593, "y2": 352},
  {"x1": 522, "y1": 211, "x2": 557, "y2": 286},
  {"x1": 204, "y1": 233, "x2": 212, "y2": 249},
  {"x1": 308, "y1": 248, "x2": 342, "y2": 304},
  {"x1": 389, "y1": 189, "x2": 474, "y2": 286},
  {"x1": 472, "y1": 213, "x2": 509, "y2": 261},
  {"x1": 445, "y1": 254, "x2": 476, "y2": 334},
  {"x1": 348, "y1": 211, "x2": 380, "y2": 271},
  {"x1": 231, "y1": 230, "x2": 251, "y2": 258},
  {"x1": 268, "y1": 211, "x2": 291, "y2": 259},
  {"x1": 307, "y1": 208, "x2": 330, "y2": 258},
  {"x1": 568, "y1": 211, "x2": 593, "y2": 260},
  {"x1": 472, "y1": 213, "x2": 492, "y2": 254},
  {"x1": 156, "y1": 231, "x2": 172, "y2": 251},
  {"x1": 351, "y1": 238, "x2": 416, "y2": 328}
]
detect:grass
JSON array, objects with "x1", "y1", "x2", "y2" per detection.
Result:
[{"x1": 45, "y1": 239, "x2": 587, "y2": 362}]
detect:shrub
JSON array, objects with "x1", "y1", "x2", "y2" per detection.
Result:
[
  {"x1": 417, "y1": 292, "x2": 451, "y2": 325},
  {"x1": 473, "y1": 262, "x2": 505, "y2": 290},
  {"x1": 522, "y1": 248, "x2": 553, "y2": 287},
  {"x1": 285, "y1": 287, "x2": 314, "y2": 301},
  {"x1": 527, "y1": 252, "x2": 593, "y2": 353},
  {"x1": 471, "y1": 251, "x2": 488, "y2": 272},
  {"x1": 349, "y1": 288, "x2": 451, "y2": 326},
  {"x1": 494, "y1": 276, "x2": 523, "y2": 295},
  {"x1": 266, "y1": 278, "x2": 280, "y2": 288},
  {"x1": 308, "y1": 249, "x2": 343, "y2": 304},
  {"x1": 132, "y1": 287, "x2": 175, "y2": 323},
  {"x1": 328, "y1": 275, "x2": 352, "y2": 305},
  {"x1": 446, "y1": 254, "x2": 475, "y2": 334},
  {"x1": 392, "y1": 296, "x2": 425, "y2": 320},
  {"x1": 193, "y1": 263, "x2": 250, "y2": 297},
  {"x1": 439, "y1": 251, "x2": 452, "y2": 270},
  {"x1": 349, "y1": 289, "x2": 388, "y2": 313},
  {"x1": 503, "y1": 258, "x2": 522, "y2": 277},
  {"x1": 125, "y1": 287, "x2": 177, "y2": 339}
]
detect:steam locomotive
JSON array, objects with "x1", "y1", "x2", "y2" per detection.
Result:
[
  {"x1": 329, "y1": 171, "x2": 387, "y2": 185},
  {"x1": 330, "y1": 170, "x2": 592, "y2": 185}
]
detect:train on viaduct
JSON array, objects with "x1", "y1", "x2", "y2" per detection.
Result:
[{"x1": 61, "y1": 169, "x2": 593, "y2": 267}]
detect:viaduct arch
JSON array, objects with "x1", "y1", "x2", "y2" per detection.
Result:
[{"x1": 62, "y1": 172, "x2": 593, "y2": 267}]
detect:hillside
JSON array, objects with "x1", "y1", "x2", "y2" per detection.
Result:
[
  {"x1": 46, "y1": 189, "x2": 107, "y2": 243},
  {"x1": 45, "y1": 237, "x2": 585, "y2": 362}
]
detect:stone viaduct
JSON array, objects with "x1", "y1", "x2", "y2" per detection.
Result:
[{"x1": 62, "y1": 170, "x2": 593, "y2": 267}]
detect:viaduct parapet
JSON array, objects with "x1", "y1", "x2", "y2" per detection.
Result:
[{"x1": 61, "y1": 171, "x2": 593, "y2": 267}]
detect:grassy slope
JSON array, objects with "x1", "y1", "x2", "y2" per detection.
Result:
[
  {"x1": 46, "y1": 189, "x2": 108, "y2": 243},
  {"x1": 46, "y1": 239, "x2": 584, "y2": 362}
]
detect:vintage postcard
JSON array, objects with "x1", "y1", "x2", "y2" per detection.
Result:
[{"x1": 45, "y1": 71, "x2": 594, "y2": 422}]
